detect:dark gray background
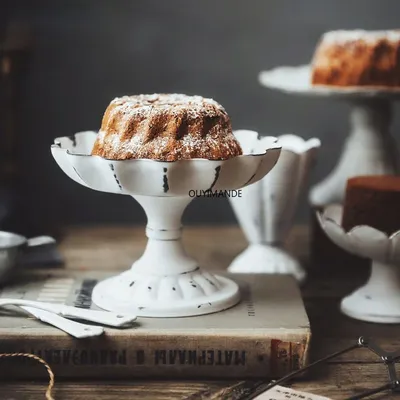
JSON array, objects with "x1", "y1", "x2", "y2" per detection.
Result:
[{"x1": 5, "y1": 0, "x2": 400, "y2": 229}]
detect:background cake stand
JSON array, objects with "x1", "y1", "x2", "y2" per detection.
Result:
[
  {"x1": 259, "y1": 64, "x2": 400, "y2": 207},
  {"x1": 51, "y1": 131, "x2": 281, "y2": 318},
  {"x1": 318, "y1": 204, "x2": 400, "y2": 324},
  {"x1": 228, "y1": 131, "x2": 320, "y2": 282}
]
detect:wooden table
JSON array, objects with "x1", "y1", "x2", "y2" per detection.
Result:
[{"x1": 1, "y1": 226, "x2": 398, "y2": 399}]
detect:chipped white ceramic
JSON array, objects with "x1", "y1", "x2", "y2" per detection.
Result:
[
  {"x1": 228, "y1": 132, "x2": 320, "y2": 282},
  {"x1": 259, "y1": 65, "x2": 400, "y2": 207},
  {"x1": 318, "y1": 204, "x2": 400, "y2": 323},
  {"x1": 51, "y1": 131, "x2": 281, "y2": 317}
]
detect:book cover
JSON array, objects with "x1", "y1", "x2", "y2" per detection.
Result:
[{"x1": 0, "y1": 271, "x2": 310, "y2": 379}]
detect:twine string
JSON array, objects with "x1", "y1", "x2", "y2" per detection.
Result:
[{"x1": 0, "y1": 352, "x2": 54, "y2": 400}]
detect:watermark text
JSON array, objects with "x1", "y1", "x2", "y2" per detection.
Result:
[{"x1": 189, "y1": 190, "x2": 242, "y2": 198}]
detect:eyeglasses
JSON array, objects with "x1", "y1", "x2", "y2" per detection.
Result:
[{"x1": 246, "y1": 336, "x2": 400, "y2": 400}]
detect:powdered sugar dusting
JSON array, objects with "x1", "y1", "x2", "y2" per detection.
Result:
[
  {"x1": 92, "y1": 93, "x2": 242, "y2": 161},
  {"x1": 109, "y1": 93, "x2": 225, "y2": 120},
  {"x1": 322, "y1": 29, "x2": 400, "y2": 44},
  {"x1": 109, "y1": 131, "x2": 142, "y2": 153},
  {"x1": 98, "y1": 127, "x2": 237, "y2": 160}
]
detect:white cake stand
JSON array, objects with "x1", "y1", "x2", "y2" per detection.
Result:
[
  {"x1": 228, "y1": 131, "x2": 320, "y2": 282},
  {"x1": 51, "y1": 131, "x2": 281, "y2": 317},
  {"x1": 318, "y1": 204, "x2": 400, "y2": 324},
  {"x1": 259, "y1": 65, "x2": 400, "y2": 206}
]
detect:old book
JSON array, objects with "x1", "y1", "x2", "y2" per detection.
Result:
[{"x1": 0, "y1": 271, "x2": 310, "y2": 379}]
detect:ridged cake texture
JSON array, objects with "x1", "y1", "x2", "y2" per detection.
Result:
[
  {"x1": 91, "y1": 94, "x2": 243, "y2": 161},
  {"x1": 311, "y1": 29, "x2": 400, "y2": 87}
]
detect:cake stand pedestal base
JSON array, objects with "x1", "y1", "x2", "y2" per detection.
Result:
[
  {"x1": 340, "y1": 261, "x2": 400, "y2": 324},
  {"x1": 92, "y1": 270, "x2": 240, "y2": 318},
  {"x1": 91, "y1": 195, "x2": 241, "y2": 317},
  {"x1": 228, "y1": 244, "x2": 306, "y2": 283}
]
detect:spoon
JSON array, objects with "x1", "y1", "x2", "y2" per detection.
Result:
[{"x1": 0, "y1": 298, "x2": 137, "y2": 327}]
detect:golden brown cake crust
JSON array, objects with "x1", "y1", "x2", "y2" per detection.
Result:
[
  {"x1": 311, "y1": 30, "x2": 400, "y2": 87},
  {"x1": 91, "y1": 94, "x2": 243, "y2": 161},
  {"x1": 341, "y1": 175, "x2": 400, "y2": 235}
]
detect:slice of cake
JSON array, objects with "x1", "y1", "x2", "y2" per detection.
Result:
[
  {"x1": 311, "y1": 30, "x2": 400, "y2": 87},
  {"x1": 91, "y1": 94, "x2": 243, "y2": 161},
  {"x1": 341, "y1": 175, "x2": 400, "y2": 235}
]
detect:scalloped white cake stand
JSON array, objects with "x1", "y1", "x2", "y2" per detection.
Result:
[
  {"x1": 318, "y1": 204, "x2": 400, "y2": 323},
  {"x1": 228, "y1": 131, "x2": 320, "y2": 282},
  {"x1": 51, "y1": 131, "x2": 281, "y2": 317},
  {"x1": 259, "y1": 65, "x2": 400, "y2": 207}
]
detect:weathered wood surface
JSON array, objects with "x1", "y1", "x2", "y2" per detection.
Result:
[{"x1": 1, "y1": 225, "x2": 398, "y2": 399}]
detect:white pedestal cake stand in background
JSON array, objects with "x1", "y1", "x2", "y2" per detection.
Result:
[
  {"x1": 318, "y1": 205, "x2": 400, "y2": 324},
  {"x1": 259, "y1": 64, "x2": 400, "y2": 206},
  {"x1": 51, "y1": 131, "x2": 281, "y2": 317},
  {"x1": 228, "y1": 131, "x2": 320, "y2": 282}
]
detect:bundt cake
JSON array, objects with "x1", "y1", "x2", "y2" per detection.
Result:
[
  {"x1": 311, "y1": 30, "x2": 400, "y2": 87},
  {"x1": 91, "y1": 94, "x2": 243, "y2": 161},
  {"x1": 341, "y1": 175, "x2": 400, "y2": 235}
]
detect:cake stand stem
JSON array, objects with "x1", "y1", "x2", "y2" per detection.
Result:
[
  {"x1": 131, "y1": 195, "x2": 197, "y2": 275},
  {"x1": 341, "y1": 260, "x2": 400, "y2": 323},
  {"x1": 310, "y1": 99, "x2": 399, "y2": 206}
]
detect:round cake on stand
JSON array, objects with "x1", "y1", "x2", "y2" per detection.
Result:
[
  {"x1": 318, "y1": 204, "x2": 400, "y2": 324},
  {"x1": 259, "y1": 29, "x2": 400, "y2": 207},
  {"x1": 318, "y1": 175, "x2": 400, "y2": 323},
  {"x1": 51, "y1": 130, "x2": 281, "y2": 318}
]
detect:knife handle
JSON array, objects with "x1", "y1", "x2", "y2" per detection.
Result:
[
  {"x1": 60, "y1": 306, "x2": 137, "y2": 327},
  {"x1": 22, "y1": 306, "x2": 104, "y2": 338}
]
